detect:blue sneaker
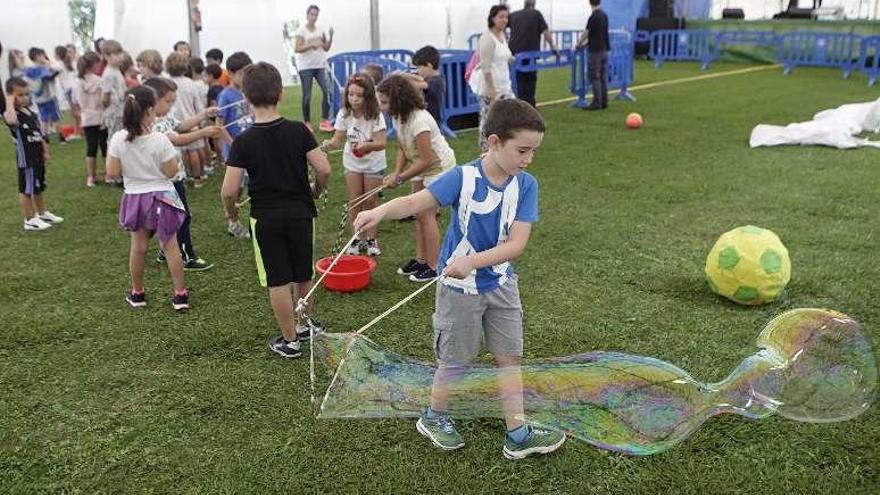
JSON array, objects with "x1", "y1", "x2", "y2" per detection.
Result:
[
  {"x1": 269, "y1": 336, "x2": 302, "y2": 358},
  {"x1": 416, "y1": 409, "x2": 464, "y2": 450},
  {"x1": 502, "y1": 426, "x2": 566, "y2": 460}
]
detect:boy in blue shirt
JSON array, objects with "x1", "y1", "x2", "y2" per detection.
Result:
[
  {"x1": 25, "y1": 48, "x2": 63, "y2": 143},
  {"x1": 354, "y1": 98, "x2": 565, "y2": 459},
  {"x1": 217, "y1": 51, "x2": 253, "y2": 238}
]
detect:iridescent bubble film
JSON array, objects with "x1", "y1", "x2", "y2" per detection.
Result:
[{"x1": 313, "y1": 308, "x2": 876, "y2": 455}]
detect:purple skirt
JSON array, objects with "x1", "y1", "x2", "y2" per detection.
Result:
[{"x1": 119, "y1": 191, "x2": 186, "y2": 244}]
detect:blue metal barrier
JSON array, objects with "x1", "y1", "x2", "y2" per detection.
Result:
[
  {"x1": 859, "y1": 36, "x2": 880, "y2": 86},
  {"x1": 715, "y1": 30, "x2": 779, "y2": 46},
  {"x1": 327, "y1": 52, "x2": 409, "y2": 115},
  {"x1": 326, "y1": 52, "x2": 410, "y2": 138},
  {"x1": 437, "y1": 50, "x2": 480, "y2": 138},
  {"x1": 777, "y1": 32, "x2": 861, "y2": 78},
  {"x1": 650, "y1": 30, "x2": 720, "y2": 70},
  {"x1": 570, "y1": 30, "x2": 635, "y2": 108}
]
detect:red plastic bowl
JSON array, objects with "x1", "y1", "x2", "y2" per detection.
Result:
[
  {"x1": 60, "y1": 124, "x2": 75, "y2": 138},
  {"x1": 315, "y1": 255, "x2": 377, "y2": 293}
]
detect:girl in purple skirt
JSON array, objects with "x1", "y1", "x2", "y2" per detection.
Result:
[{"x1": 106, "y1": 86, "x2": 190, "y2": 310}]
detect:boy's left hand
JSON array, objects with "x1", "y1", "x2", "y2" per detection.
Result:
[
  {"x1": 205, "y1": 106, "x2": 219, "y2": 118},
  {"x1": 43, "y1": 150, "x2": 51, "y2": 162},
  {"x1": 443, "y1": 256, "x2": 474, "y2": 279}
]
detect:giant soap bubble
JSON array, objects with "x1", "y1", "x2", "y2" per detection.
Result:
[{"x1": 313, "y1": 308, "x2": 876, "y2": 455}]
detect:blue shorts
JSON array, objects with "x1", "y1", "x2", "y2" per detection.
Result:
[{"x1": 37, "y1": 99, "x2": 62, "y2": 123}]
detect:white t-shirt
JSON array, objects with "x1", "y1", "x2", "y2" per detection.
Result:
[
  {"x1": 469, "y1": 31, "x2": 514, "y2": 98},
  {"x1": 100, "y1": 67, "x2": 126, "y2": 129},
  {"x1": 295, "y1": 25, "x2": 329, "y2": 70},
  {"x1": 334, "y1": 109, "x2": 387, "y2": 174},
  {"x1": 393, "y1": 109, "x2": 456, "y2": 178},
  {"x1": 108, "y1": 130, "x2": 178, "y2": 194},
  {"x1": 170, "y1": 76, "x2": 204, "y2": 120}
]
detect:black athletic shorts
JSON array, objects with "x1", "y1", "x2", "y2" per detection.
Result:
[
  {"x1": 250, "y1": 216, "x2": 314, "y2": 287},
  {"x1": 17, "y1": 165, "x2": 46, "y2": 195}
]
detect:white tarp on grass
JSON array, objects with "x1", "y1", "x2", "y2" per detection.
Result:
[{"x1": 750, "y1": 99, "x2": 880, "y2": 149}]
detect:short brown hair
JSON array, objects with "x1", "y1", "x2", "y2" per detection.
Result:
[
  {"x1": 242, "y1": 62, "x2": 282, "y2": 107},
  {"x1": 101, "y1": 39, "x2": 123, "y2": 56},
  {"x1": 136, "y1": 49, "x2": 163, "y2": 75},
  {"x1": 482, "y1": 98, "x2": 545, "y2": 142},
  {"x1": 165, "y1": 52, "x2": 189, "y2": 77}
]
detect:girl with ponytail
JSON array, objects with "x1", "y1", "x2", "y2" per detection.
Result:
[{"x1": 107, "y1": 86, "x2": 191, "y2": 311}]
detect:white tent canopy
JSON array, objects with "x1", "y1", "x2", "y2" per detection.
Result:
[{"x1": 2, "y1": 0, "x2": 879, "y2": 85}]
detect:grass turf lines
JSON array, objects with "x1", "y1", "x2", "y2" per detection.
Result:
[{"x1": 1, "y1": 61, "x2": 878, "y2": 493}]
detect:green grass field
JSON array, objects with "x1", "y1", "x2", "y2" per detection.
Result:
[{"x1": 1, "y1": 61, "x2": 878, "y2": 493}]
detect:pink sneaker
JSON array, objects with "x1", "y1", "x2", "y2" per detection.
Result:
[
  {"x1": 318, "y1": 119, "x2": 334, "y2": 132},
  {"x1": 304, "y1": 122, "x2": 314, "y2": 134}
]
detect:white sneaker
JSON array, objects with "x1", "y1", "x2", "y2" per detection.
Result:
[
  {"x1": 23, "y1": 216, "x2": 52, "y2": 231},
  {"x1": 366, "y1": 239, "x2": 381, "y2": 256},
  {"x1": 39, "y1": 211, "x2": 64, "y2": 223},
  {"x1": 345, "y1": 239, "x2": 363, "y2": 255}
]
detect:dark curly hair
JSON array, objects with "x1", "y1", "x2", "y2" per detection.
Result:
[{"x1": 375, "y1": 73, "x2": 425, "y2": 123}]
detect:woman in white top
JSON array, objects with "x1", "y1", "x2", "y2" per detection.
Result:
[
  {"x1": 295, "y1": 4, "x2": 335, "y2": 133},
  {"x1": 469, "y1": 4, "x2": 514, "y2": 152}
]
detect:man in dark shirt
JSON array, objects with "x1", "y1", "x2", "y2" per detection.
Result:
[
  {"x1": 220, "y1": 62, "x2": 332, "y2": 359},
  {"x1": 508, "y1": 0, "x2": 560, "y2": 107},
  {"x1": 576, "y1": 0, "x2": 610, "y2": 110}
]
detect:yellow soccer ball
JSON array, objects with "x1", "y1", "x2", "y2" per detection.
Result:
[{"x1": 705, "y1": 225, "x2": 791, "y2": 305}]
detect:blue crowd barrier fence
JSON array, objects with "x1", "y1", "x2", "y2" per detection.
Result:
[
  {"x1": 327, "y1": 51, "x2": 411, "y2": 138},
  {"x1": 649, "y1": 29, "x2": 720, "y2": 70},
  {"x1": 777, "y1": 32, "x2": 861, "y2": 78},
  {"x1": 859, "y1": 36, "x2": 880, "y2": 86},
  {"x1": 570, "y1": 30, "x2": 635, "y2": 108}
]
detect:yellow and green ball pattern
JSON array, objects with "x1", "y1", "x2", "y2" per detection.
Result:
[{"x1": 705, "y1": 225, "x2": 791, "y2": 306}]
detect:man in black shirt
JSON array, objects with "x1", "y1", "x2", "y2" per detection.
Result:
[
  {"x1": 576, "y1": 0, "x2": 610, "y2": 110},
  {"x1": 508, "y1": 0, "x2": 560, "y2": 107},
  {"x1": 221, "y1": 62, "x2": 331, "y2": 359}
]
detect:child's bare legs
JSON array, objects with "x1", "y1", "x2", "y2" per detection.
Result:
[
  {"x1": 86, "y1": 156, "x2": 97, "y2": 182},
  {"x1": 345, "y1": 172, "x2": 366, "y2": 239},
  {"x1": 362, "y1": 175, "x2": 383, "y2": 239},
  {"x1": 129, "y1": 229, "x2": 152, "y2": 292},
  {"x1": 429, "y1": 363, "x2": 467, "y2": 413},
  {"x1": 495, "y1": 355, "x2": 525, "y2": 431},
  {"x1": 416, "y1": 207, "x2": 440, "y2": 270},
  {"x1": 186, "y1": 149, "x2": 202, "y2": 182},
  {"x1": 32, "y1": 194, "x2": 47, "y2": 215},
  {"x1": 410, "y1": 181, "x2": 428, "y2": 265},
  {"x1": 160, "y1": 234, "x2": 187, "y2": 293},
  {"x1": 268, "y1": 283, "x2": 297, "y2": 341},
  {"x1": 19, "y1": 194, "x2": 35, "y2": 220}
]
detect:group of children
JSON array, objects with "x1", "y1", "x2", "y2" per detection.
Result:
[{"x1": 4, "y1": 33, "x2": 566, "y2": 459}]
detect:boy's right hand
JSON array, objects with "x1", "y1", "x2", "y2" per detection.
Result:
[{"x1": 353, "y1": 209, "x2": 381, "y2": 233}]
